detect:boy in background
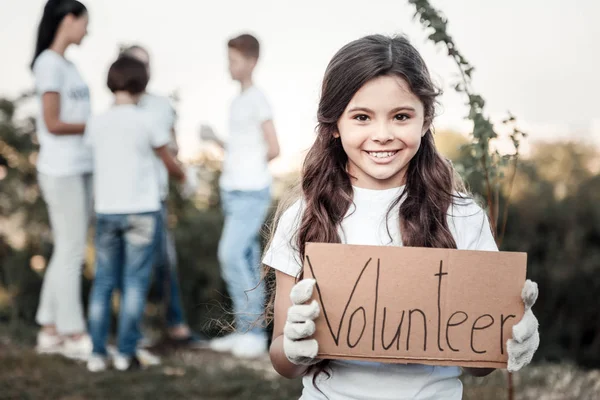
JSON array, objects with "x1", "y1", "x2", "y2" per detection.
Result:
[
  {"x1": 201, "y1": 33, "x2": 280, "y2": 358},
  {"x1": 120, "y1": 45, "x2": 203, "y2": 348},
  {"x1": 85, "y1": 56, "x2": 187, "y2": 371}
]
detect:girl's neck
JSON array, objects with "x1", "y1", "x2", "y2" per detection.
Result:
[
  {"x1": 348, "y1": 166, "x2": 407, "y2": 190},
  {"x1": 114, "y1": 92, "x2": 139, "y2": 105},
  {"x1": 49, "y1": 36, "x2": 71, "y2": 58}
]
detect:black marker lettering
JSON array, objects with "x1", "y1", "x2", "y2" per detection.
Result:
[
  {"x1": 470, "y1": 314, "x2": 495, "y2": 354},
  {"x1": 372, "y1": 259, "x2": 380, "y2": 351},
  {"x1": 445, "y1": 311, "x2": 468, "y2": 352},
  {"x1": 381, "y1": 308, "x2": 405, "y2": 350},
  {"x1": 306, "y1": 256, "x2": 372, "y2": 346},
  {"x1": 500, "y1": 314, "x2": 516, "y2": 355},
  {"x1": 407, "y1": 309, "x2": 428, "y2": 351},
  {"x1": 347, "y1": 307, "x2": 367, "y2": 348},
  {"x1": 435, "y1": 260, "x2": 448, "y2": 352}
]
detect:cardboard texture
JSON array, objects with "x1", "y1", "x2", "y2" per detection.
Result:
[{"x1": 303, "y1": 243, "x2": 527, "y2": 368}]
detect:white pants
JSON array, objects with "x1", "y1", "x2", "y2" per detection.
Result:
[{"x1": 36, "y1": 172, "x2": 93, "y2": 335}]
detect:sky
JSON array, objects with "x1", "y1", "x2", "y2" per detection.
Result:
[{"x1": 1, "y1": 0, "x2": 599, "y2": 165}]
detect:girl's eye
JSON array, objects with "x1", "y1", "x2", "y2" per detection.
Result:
[
  {"x1": 395, "y1": 114, "x2": 410, "y2": 121},
  {"x1": 353, "y1": 114, "x2": 370, "y2": 122}
]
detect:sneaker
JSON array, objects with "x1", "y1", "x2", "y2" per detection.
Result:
[
  {"x1": 136, "y1": 348, "x2": 161, "y2": 367},
  {"x1": 209, "y1": 333, "x2": 241, "y2": 353},
  {"x1": 113, "y1": 353, "x2": 141, "y2": 371},
  {"x1": 36, "y1": 331, "x2": 63, "y2": 355},
  {"x1": 61, "y1": 334, "x2": 93, "y2": 361},
  {"x1": 87, "y1": 354, "x2": 109, "y2": 372},
  {"x1": 231, "y1": 333, "x2": 268, "y2": 359}
]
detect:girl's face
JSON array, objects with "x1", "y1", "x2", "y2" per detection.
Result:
[
  {"x1": 336, "y1": 75, "x2": 428, "y2": 190},
  {"x1": 64, "y1": 12, "x2": 89, "y2": 45}
]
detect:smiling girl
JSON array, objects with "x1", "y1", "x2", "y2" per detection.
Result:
[{"x1": 262, "y1": 34, "x2": 539, "y2": 400}]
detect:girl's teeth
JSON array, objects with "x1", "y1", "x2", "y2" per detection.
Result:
[{"x1": 369, "y1": 151, "x2": 396, "y2": 158}]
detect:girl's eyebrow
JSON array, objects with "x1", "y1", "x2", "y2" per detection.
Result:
[
  {"x1": 389, "y1": 106, "x2": 416, "y2": 113},
  {"x1": 347, "y1": 106, "x2": 374, "y2": 114},
  {"x1": 347, "y1": 106, "x2": 417, "y2": 114}
]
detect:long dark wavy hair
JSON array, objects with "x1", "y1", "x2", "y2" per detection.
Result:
[
  {"x1": 31, "y1": 0, "x2": 87, "y2": 69},
  {"x1": 264, "y1": 34, "x2": 468, "y2": 390}
]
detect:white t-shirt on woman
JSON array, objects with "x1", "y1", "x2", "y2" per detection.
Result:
[
  {"x1": 33, "y1": 50, "x2": 92, "y2": 176},
  {"x1": 263, "y1": 186, "x2": 498, "y2": 400}
]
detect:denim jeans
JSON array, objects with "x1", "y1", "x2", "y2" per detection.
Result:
[
  {"x1": 218, "y1": 187, "x2": 271, "y2": 335},
  {"x1": 154, "y1": 202, "x2": 186, "y2": 327},
  {"x1": 88, "y1": 211, "x2": 160, "y2": 356}
]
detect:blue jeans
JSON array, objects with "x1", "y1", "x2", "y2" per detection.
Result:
[
  {"x1": 88, "y1": 212, "x2": 160, "y2": 356},
  {"x1": 218, "y1": 187, "x2": 271, "y2": 335},
  {"x1": 154, "y1": 202, "x2": 186, "y2": 327}
]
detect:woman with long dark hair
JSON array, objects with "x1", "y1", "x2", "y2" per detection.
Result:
[{"x1": 32, "y1": 0, "x2": 93, "y2": 360}]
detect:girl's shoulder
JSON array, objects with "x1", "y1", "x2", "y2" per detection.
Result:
[
  {"x1": 33, "y1": 50, "x2": 67, "y2": 72},
  {"x1": 448, "y1": 193, "x2": 486, "y2": 219},
  {"x1": 447, "y1": 193, "x2": 497, "y2": 251}
]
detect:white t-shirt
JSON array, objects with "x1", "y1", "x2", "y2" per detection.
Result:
[
  {"x1": 263, "y1": 186, "x2": 498, "y2": 400},
  {"x1": 84, "y1": 104, "x2": 170, "y2": 214},
  {"x1": 220, "y1": 86, "x2": 273, "y2": 191},
  {"x1": 33, "y1": 50, "x2": 92, "y2": 176},
  {"x1": 138, "y1": 93, "x2": 176, "y2": 200}
]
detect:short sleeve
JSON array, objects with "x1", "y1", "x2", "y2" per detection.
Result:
[
  {"x1": 254, "y1": 90, "x2": 273, "y2": 123},
  {"x1": 143, "y1": 112, "x2": 170, "y2": 149},
  {"x1": 448, "y1": 197, "x2": 499, "y2": 251},
  {"x1": 262, "y1": 200, "x2": 304, "y2": 277},
  {"x1": 33, "y1": 52, "x2": 63, "y2": 94},
  {"x1": 155, "y1": 97, "x2": 176, "y2": 132},
  {"x1": 164, "y1": 103, "x2": 176, "y2": 130}
]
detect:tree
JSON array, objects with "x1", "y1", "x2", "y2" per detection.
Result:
[
  {"x1": 408, "y1": 0, "x2": 526, "y2": 246},
  {"x1": 407, "y1": 1, "x2": 528, "y2": 397},
  {"x1": 0, "y1": 94, "x2": 50, "y2": 325}
]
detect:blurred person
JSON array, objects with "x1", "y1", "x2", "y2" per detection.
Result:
[
  {"x1": 31, "y1": 0, "x2": 93, "y2": 360},
  {"x1": 119, "y1": 44, "x2": 204, "y2": 348},
  {"x1": 201, "y1": 33, "x2": 280, "y2": 359},
  {"x1": 84, "y1": 56, "x2": 189, "y2": 372}
]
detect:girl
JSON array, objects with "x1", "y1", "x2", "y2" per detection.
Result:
[
  {"x1": 263, "y1": 35, "x2": 540, "y2": 399},
  {"x1": 31, "y1": 0, "x2": 93, "y2": 360}
]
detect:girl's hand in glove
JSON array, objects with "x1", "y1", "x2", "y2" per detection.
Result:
[
  {"x1": 283, "y1": 279, "x2": 321, "y2": 366},
  {"x1": 507, "y1": 279, "x2": 540, "y2": 372}
]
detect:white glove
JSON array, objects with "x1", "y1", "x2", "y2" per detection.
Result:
[
  {"x1": 199, "y1": 124, "x2": 218, "y2": 142},
  {"x1": 507, "y1": 279, "x2": 540, "y2": 372},
  {"x1": 283, "y1": 279, "x2": 321, "y2": 366},
  {"x1": 180, "y1": 165, "x2": 198, "y2": 199}
]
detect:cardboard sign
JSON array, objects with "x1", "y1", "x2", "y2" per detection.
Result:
[{"x1": 303, "y1": 243, "x2": 527, "y2": 368}]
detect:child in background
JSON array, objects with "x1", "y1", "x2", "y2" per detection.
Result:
[
  {"x1": 119, "y1": 44, "x2": 204, "y2": 348},
  {"x1": 263, "y1": 35, "x2": 540, "y2": 399},
  {"x1": 201, "y1": 33, "x2": 280, "y2": 359},
  {"x1": 84, "y1": 56, "x2": 187, "y2": 372}
]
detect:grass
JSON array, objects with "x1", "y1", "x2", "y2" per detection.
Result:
[{"x1": 1, "y1": 323, "x2": 599, "y2": 400}]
